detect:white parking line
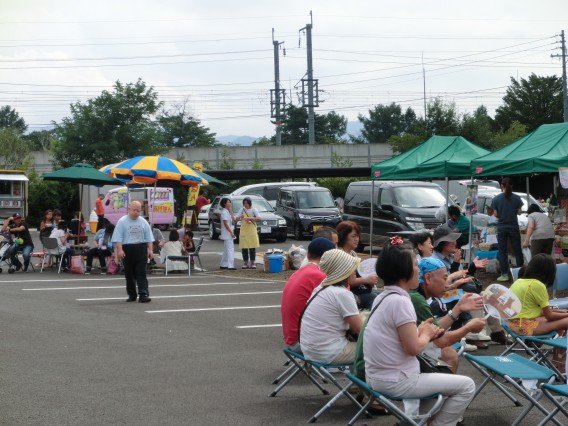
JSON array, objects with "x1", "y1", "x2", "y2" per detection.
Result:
[
  {"x1": 76, "y1": 290, "x2": 282, "y2": 301},
  {"x1": 23, "y1": 281, "x2": 276, "y2": 291},
  {"x1": 146, "y1": 305, "x2": 280, "y2": 313},
  {"x1": 235, "y1": 324, "x2": 281, "y2": 329}
]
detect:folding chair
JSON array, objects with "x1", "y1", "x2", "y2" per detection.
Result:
[
  {"x1": 40, "y1": 237, "x2": 66, "y2": 273},
  {"x1": 465, "y1": 353, "x2": 562, "y2": 426},
  {"x1": 164, "y1": 254, "x2": 190, "y2": 276},
  {"x1": 269, "y1": 348, "x2": 331, "y2": 398},
  {"x1": 539, "y1": 383, "x2": 568, "y2": 426},
  {"x1": 523, "y1": 335, "x2": 567, "y2": 381},
  {"x1": 501, "y1": 321, "x2": 557, "y2": 357},
  {"x1": 189, "y1": 237, "x2": 204, "y2": 271},
  {"x1": 548, "y1": 263, "x2": 568, "y2": 309},
  {"x1": 345, "y1": 372, "x2": 443, "y2": 426}
]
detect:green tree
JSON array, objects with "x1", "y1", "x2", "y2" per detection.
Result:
[
  {"x1": 460, "y1": 106, "x2": 494, "y2": 149},
  {"x1": 52, "y1": 79, "x2": 165, "y2": 168},
  {"x1": 425, "y1": 98, "x2": 460, "y2": 135},
  {"x1": 0, "y1": 105, "x2": 27, "y2": 134},
  {"x1": 219, "y1": 148, "x2": 235, "y2": 170},
  {"x1": 24, "y1": 130, "x2": 56, "y2": 151},
  {"x1": 489, "y1": 121, "x2": 528, "y2": 150},
  {"x1": 357, "y1": 103, "x2": 417, "y2": 144},
  {"x1": 0, "y1": 128, "x2": 32, "y2": 169},
  {"x1": 157, "y1": 101, "x2": 216, "y2": 147},
  {"x1": 26, "y1": 171, "x2": 78, "y2": 227},
  {"x1": 280, "y1": 105, "x2": 348, "y2": 144},
  {"x1": 387, "y1": 133, "x2": 425, "y2": 154},
  {"x1": 252, "y1": 136, "x2": 274, "y2": 146},
  {"x1": 495, "y1": 73, "x2": 563, "y2": 132}
]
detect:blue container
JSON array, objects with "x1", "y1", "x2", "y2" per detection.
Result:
[
  {"x1": 268, "y1": 254, "x2": 283, "y2": 273},
  {"x1": 477, "y1": 250, "x2": 498, "y2": 259}
]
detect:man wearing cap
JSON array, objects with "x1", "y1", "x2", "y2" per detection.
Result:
[
  {"x1": 300, "y1": 249, "x2": 362, "y2": 364},
  {"x1": 411, "y1": 257, "x2": 486, "y2": 370},
  {"x1": 2, "y1": 213, "x2": 34, "y2": 272},
  {"x1": 281, "y1": 237, "x2": 336, "y2": 353},
  {"x1": 299, "y1": 226, "x2": 338, "y2": 268}
]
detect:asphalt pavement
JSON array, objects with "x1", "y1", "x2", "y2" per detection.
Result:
[{"x1": 0, "y1": 230, "x2": 564, "y2": 425}]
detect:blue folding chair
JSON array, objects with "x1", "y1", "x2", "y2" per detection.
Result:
[
  {"x1": 344, "y1": 373, "x2": 443, "y2": 426},
  {"x1": 269, "y1": 348, "x2": 331, "y2": 397},
  {"x1": 465, "y1": 353, "x2": 562, "y2": 426},
  {"x1": 522, "y1": 336, "x2": 567, "y2": 381},
  {"x1": 501, "y1": 321, "x2": 557, "y2": 358},
  {"x1": 539, "y1": 384, "x2": 568, "y2": 426},
  {"x1": 548, "y1": 263, "x2": 568, "y2": 309}
]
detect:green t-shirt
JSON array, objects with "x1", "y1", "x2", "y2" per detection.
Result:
[{"x1": 409, "y1": 289, "x2": 440, "y2": 327}]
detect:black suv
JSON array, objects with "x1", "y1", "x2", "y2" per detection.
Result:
[{"x1": 208, "y1": 195, "x2": 287, "y2": 243}]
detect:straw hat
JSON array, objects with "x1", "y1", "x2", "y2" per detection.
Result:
[{"x1": 319, "y1": 249, "x2": 361, "y2": 286}]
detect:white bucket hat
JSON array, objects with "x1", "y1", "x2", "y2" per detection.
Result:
[{"x1": 319, "y1": 249, "x2": 361, "y2": 286}]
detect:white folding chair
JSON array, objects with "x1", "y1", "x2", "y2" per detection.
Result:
[{"x1": 40, "y1": 237, "x2": 66, "y2": 273}]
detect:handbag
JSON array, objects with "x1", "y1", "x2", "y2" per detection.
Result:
[
  {"x1": 70, "y1": 255, "x2": 84, "y2": 274},
  {"x1": 416, "y1": 353, "x2": 453, "y2": 375},
  {"x1": 461, "y1": 277, "x2": 483, "y2": 294},
  {"x1": 107, "y1": 259, "x2": 119, "y2": 275}
]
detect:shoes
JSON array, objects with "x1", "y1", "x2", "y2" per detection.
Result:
[
  {"x1": 466, "y1": 339, "x2": 489, "y2": 349},
  {"x1": 228, "y1": 268, "x2": 237, "y2": 271},
  {"x1": 250, "y1": 263, "x2": 257, "y2": 269},
  {"x1": 242, "y1": 264, "x2": 249, "y2": 269},
  {"x1": 62, "y1": 267, "x2": 69, "y2": 273},
  {"x1": 497, "y1": 274, "x2": 509, "y2": 282},
  {"x1": 100, "y1": 269, "x2": 106, "y2": 275},
  {"x1": 490, "y1": 330, "x2": 509, "y2": 345},
  {"x1": 466, "y1": 330, "x2": 491, "y2": 341},
  {"x1": 85, "y1": 268, "x2": 91, "y2": 275},
  {"x1": 13, "y1": 264, "x2": 22, "y2": 272},
  {"x1": 463, "y1": 342, "x2": 478, "y2": 352},
  {"x1": 126, "y1": 297, "x2": 137, "y2": 302},
  {"x1": 139, "y1": 296, "x2": 152, "y2": 303},
  {"x1": 367, "y1": 401, "x2": 390, "y2": 416},
  {"x1": 22, "y1": 267, "x2": 28, "y2": 273},
  {"x1": 220, "y1": 266, "x2": 228, "y2": 270}
]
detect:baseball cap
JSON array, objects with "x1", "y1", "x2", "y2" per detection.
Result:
[
  {"x1": 432, "y1": 225, "x2": 460, "y2": 248},
  {"x1": 418, "y1": 257, "x2": 446, "y2": 284},
  {"x1": 307, "y1": 237, "x2": 335, "y2": 258},
  {"x1": 13, "y1": 213, "x2": 21, "y2": 219}
]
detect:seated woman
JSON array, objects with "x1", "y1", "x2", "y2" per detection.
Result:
[
  {"x1": 508, "y1": 253, "x2": 568, "y2": 335},
  {"x1": 49, "y1": 220, "x2": 74, "y2": 271},
  {"x1": 39, "y1": 209, "x2": 55, "y2": 240},
  {"x1": 300, "y1": 249, "x2": 363, "y2": 364},
  {"x1": 363, "y1": 237, "x2": 475, "y2": 426},
  {"x1": 85, "y1": 224, "x2": 115, "y2": 274},
  {"x1": 336, "y1": 220, "x2": 379, "y2": 310},
  {"x1": 159, "y1": 230, "x2": 189, "y2": 273}
]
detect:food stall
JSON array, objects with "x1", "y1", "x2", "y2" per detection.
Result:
[{"x1": 0, "y1": 170, "x2": 28, "y2": 219}]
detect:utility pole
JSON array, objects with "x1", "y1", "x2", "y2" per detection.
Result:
[
  {"x1": 300, "y1": 11, "x2": 318, "y2": 144},
  {"x1": 271, "y1": 29, "x2": 286, "y2": 145},
  {"x1": 422, "y1": 52, "x2": 427, "y2": 120},
  {"x1": 552, "y1": 30, "x2": 568, "y2": 122}
]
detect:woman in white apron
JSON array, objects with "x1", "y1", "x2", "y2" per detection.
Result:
[{"x1": 235, "y1": 197, "x2": 262, "y2": 269}]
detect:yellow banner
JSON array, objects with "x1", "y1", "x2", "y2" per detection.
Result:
[{"x1": 186, "y1": 162, "x2": 203, "y2": 207}]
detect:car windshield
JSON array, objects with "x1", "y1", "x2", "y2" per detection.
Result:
[
  {"x1": 296, "y1": 191, "x2": 335, "y2": 209},
  {"x1": 393, "y1": 186, "x2": 446, "y2": 208},
  {"x1": 232, "y1": 198, "x2": 274, "y2": 213}
]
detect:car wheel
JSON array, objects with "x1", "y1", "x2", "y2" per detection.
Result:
[
  {"x1": 294, "y1": 223, "x2": 303, "y2": 240},
  {"x1": 209, "y1": 222, "x2": 219, "y2": 240},
  {"x1": 276, "y1": 233, "x2": 287, "y2": 243}
]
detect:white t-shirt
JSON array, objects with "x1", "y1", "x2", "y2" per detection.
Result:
[
  {"x1": 220, "y1": 208, "x2": 233, "y2": 241},
  {"x1": 300, "y1": 284, "x2": 359, "y2": 363},
  {"x1": 49, "y1": 228, "x2": 67, "y2": 250},
  {"x1": 528, "y1": 212, "x2": 555, "y2": 240},
  {"x1": 364, "y1": 285, "x2": 419, "y2": 382}
]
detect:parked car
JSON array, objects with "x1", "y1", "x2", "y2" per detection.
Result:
[
  {"x1": 230, "y1": 181, "x2": 317, "y2": 207},
  {"x1": 208, "y1": 195, "x2": 287, "y2": 242},
  {"x1": 197, "y1": 204, "x2": 211, "y2": 231},
  {"x1": 275, "y1": 186, "x2": 342, "y2": 240},
  {"x1": 342, "y1": 181, "x2": 450, "y2": 249}
]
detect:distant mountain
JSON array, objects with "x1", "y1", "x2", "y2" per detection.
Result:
[{"x1": 216, "y1": 135, "x2": 257, "y2": 146}]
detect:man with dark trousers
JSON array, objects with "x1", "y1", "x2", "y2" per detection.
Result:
[{"x1": 111, "y1": 201, "x2": 154, "y2": 303}]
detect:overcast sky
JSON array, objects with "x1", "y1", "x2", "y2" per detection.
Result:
[{"x1": 1, "y1": 1, "x2": 566, "y2": 139}]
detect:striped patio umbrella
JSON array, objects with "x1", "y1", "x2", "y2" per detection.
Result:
[{"x1": 110, "y1": 156, "x2": 208, "y2": 186}]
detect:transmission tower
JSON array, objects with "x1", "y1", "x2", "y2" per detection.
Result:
[{"x1": 299, "y1": 11, "x2": 319, "y2": 144}]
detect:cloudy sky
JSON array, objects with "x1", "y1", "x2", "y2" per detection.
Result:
[{"x1": 1, "y1": 1, "x2": 566, "y2": 139}]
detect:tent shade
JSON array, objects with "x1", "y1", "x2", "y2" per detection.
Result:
[
  {"x1": 471, "y1": 123, "x2": 568, "y2": 177},
  {"x1": 43, "y1": 163, "x2": 121, "y2": 186},
  {"x1": 371, "y1": 136, "x2": 490, "y2": 180}
]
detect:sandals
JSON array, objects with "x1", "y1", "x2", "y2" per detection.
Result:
[
  {"x1": 242, "y1": 264, "x2": 249, "y2": 269},
  {"x1": 250, "y1": 263, "x2": 257, "y2": 269}
]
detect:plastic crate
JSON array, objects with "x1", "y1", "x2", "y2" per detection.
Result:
[{"x1": 477, "y1": 250, "x2": 498, "y2": 259}]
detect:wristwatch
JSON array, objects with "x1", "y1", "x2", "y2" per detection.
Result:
[{"x1": 447, "y1": 310, "x2": 458, "y2": 321}]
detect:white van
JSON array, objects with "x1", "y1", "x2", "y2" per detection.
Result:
[
  {"x1": 231, "y1": 182, "x2": 317, "y2": 207},
  {"x1": 93, "y1": 187, "x2": 176, "y2": 229}
]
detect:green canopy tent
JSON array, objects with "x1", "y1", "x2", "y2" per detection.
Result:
[
  {"x1": 471, "y1": 123, "x2": 568, "y2": 177},
  {"x1": 369, "y1": 135, "x2": 490, "y2": 254}
]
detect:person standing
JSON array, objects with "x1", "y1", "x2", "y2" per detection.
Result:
[
  {"x1": 523, "y1": 203, "x2": 556, "y2": 257},
  {"x1": 111, "y1": 201, "x2": 154, "y2": 303},
  {"x1": 95, "y1": 194, "x2": 105, "y2": 231},
  {"x1": 491, "y1": 177, "x2": 524, "y2": 281},
  {"x1": 196, "y1": 192, "x2": 210, "y2": 213},
  {"x1": 219, "y1": 197, "x2": 236, "y2": 270},
  {"x1": 235, "y1": 197, "x2": 262, "y2": 269},
  {"x1": 2, "y1": 213, "x2": 34, "y2": 272}
]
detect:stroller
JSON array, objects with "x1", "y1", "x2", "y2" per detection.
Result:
[{"x1": 0, "y1": 229, "x2": 15, "y2": 273}]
